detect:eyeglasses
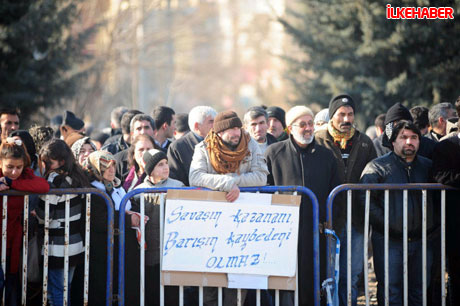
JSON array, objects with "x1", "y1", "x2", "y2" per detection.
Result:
[
  {"x1": 5, "y1": 137, "x2": 23, "y2": 146},
  {"x1": 291, "y1": 121, "x2": 314, "y2": 129}
]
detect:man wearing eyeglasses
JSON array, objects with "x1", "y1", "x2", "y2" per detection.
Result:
[
  {"x1": 315, "y1": 94, "x2": 377, "y2": 306},
  {"x1": 265, "y1": 105, "x2": 341, "y2": 306}
]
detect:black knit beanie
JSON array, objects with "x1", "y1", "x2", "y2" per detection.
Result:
[
  {"x1": 384, "y1": 103, "x2": 413, "y2": 125},
  {"x1": 329, "y1": 94, "x2": 356, "y2": 118},
  {"x1": 63, "y1": 111, "x2": 84, "y2": 130},
  {"x1": 143, "y1": 149, "x2": 167, "y2": 176},
  {"x1": 213, "y1": 111, "x2": 242, "y2": 134},
  {"x1": 382, "y1": 103, "x2": 414, "y2": 149},
  {"x1": 266, "y1": 106, "x2": 286, "y2": 128}
]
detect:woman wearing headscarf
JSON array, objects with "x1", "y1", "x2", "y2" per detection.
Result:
[
  {"x1": 83, "y1": 151, "x2": 142, "y2": 305},
  {"x1": 71, "y1": 136, "x2": 97, "y2": 166}
]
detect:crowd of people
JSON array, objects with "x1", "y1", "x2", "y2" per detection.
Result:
[{"x1": 0, "y1": 95, "x2": 459, "y2": 306}]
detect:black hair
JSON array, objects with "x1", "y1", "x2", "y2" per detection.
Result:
[
  {"x1": 151, "y1": 106, "x2": 175, "y2": 129},
  {"x1": 130, "y1": 114, "x2": 156, "y2": 133},
  {"x1": 410, "y1": 106, "x2": 429, "y2": 130},
  {"x1": 120, "y1": 110, "x2": 143, "y2": 135},
  {"x1": 0, "y1": 108, "x2": 20, "y2": 118},
  {"x1": 175, "y1": 113, "x2": 190, "y2": 133},
  {"x1": 39, "y1": 138, "x2": 90, "y2": 187}
]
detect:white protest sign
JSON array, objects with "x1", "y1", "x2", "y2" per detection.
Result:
[{"x1": 162, "y1": 194, "x2": 299, "y2": 277}]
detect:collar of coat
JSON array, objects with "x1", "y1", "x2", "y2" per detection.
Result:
[{"x1": 288, "y1": 134, "x2": 318, "y2": 155}]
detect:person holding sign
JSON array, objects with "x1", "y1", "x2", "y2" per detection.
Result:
[
  {"x1": 265, "y1": 105, "x2": 341, "y2": 306},
  {"x1": 189, "y1": 110, "x2": 269, "y2": 305}
]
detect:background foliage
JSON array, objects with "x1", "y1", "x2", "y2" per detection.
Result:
[
  {"x1": 0, "y1": 0, "x2": 97, "y2": 126},
  {"x1": 280, "y1": 0, "x2": 460, "y2": 125}
]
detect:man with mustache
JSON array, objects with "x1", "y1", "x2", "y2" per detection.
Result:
[
  {"x1": 360, "y1": 120, "x2": 435, "y2": 305},
  {"x1": 315, "y1": 94, "x2": 377, "y2": 306},
  {"x1": 265, "y1": 105, "x2": 341, "y2": 305},
  {"x1": 189, "y1": 110, "x2": 268, "y2": 305}
]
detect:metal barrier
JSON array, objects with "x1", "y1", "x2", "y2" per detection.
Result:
[
  {"x1": 326, "y1": 183, "x2": 452, "y2": 306},
  {"x1": 117, "y1": 185, "x2": 320, "y2": 306},
  {"x1": 1, "y1": 188, "x2": 115, "y2": 306}
]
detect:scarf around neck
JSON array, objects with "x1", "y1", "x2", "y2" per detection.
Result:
[
  {"x1": 204, "y1": 129, "x2": 251, "y2": 174},
  {"x1": 327, "y1": 120, "x2": 356, "y2": 150}
]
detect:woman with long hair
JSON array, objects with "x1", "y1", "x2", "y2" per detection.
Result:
[
  {"x1": 36, "y1": 138, "x2": 90, "y2": 305},
  {"x1": 0, "y1": 137, "x2": 49, "y2": 305}
]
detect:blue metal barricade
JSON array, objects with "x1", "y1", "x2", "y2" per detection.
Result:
[
  {"x1": 0, "y1": 188, "x2": 115, "y2": 306},
  {"x1": 326, "y1": 183, "x2": 452, "y2": 306},
  {"x1": 117, "y1": 185, "x2": 320, "y2": 306}
]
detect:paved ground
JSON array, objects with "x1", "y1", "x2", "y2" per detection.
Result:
[{"x1": 357, "y1": 256, "x2": 378, "y2": 305}]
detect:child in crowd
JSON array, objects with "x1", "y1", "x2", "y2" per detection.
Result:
[
  {"x1": 134, "y1": 149, "x2": 183, "y2": 305},
  {"x1": 36, "y1": 139, "x2": 89, "y2": 306},
  {"x1": 0, "y1": 137, "x2": 49, "y2": 305}
]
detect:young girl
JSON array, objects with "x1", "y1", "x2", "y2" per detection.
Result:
[
  {"x1": 134, "y1": 149, "x2": 183, "y2": 305},
  {"x1": 0, "y1": 137, "x2": 49, "y2": 305},
  {"x1": 36, "y1": 139, "x2": 89, "y2": 305}
]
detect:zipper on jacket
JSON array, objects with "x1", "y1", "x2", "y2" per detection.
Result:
[
  {"x1": 406, "y1": 165, "x2": 412, "y2": 181},
  {"x1": 405, "y1": 164, "x2": 415, "y2": 234},
  {"x1": 300, "y1": 153, "x2": 306, "y2": 186}
]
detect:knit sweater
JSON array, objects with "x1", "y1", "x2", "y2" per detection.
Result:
[{"x1": 37, "y1": 172, "x2": 85, "y2": 268}]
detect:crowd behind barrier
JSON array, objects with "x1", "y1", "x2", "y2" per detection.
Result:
[
  {"x1": 117, "y1": 185, "x2": 319, "y2": 306},
  {"x1": 0, "y1": 188, "x2": 115, "y2": 306},
  {"x1": 0, "y1": 183, "x2": 456, "y2": 306},
  {"x1": 326, "y1": 184, "x2": 452, "y2": 306},
  {"x1": 1, "y1": 97, "x2": 460, "y2": 306}
]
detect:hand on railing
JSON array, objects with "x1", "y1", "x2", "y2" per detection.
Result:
[
  {"x1": 0, "y1": 177, "x2": 10, "y2": 191},
  {"x1": 226, "y1": 184, "x2": 240, "y2": 202}
]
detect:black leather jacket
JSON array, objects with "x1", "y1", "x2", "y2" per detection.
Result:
[{"x1": 360, "y1": 152, "x2": 436, "y2": 239}]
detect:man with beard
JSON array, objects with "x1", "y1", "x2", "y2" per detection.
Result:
[
  {"x1": 189, "y1": 110, "x2": 268, "y2": 305},
  {"x1": 265, "y1": 105, "x2": 341, "y2": 306},
  {"x1": 360, "y1": 120, "x2": 434, "y2": 305},
  {"x1": 315, "y1": 94, "x2": 377, "y2": 306}
]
